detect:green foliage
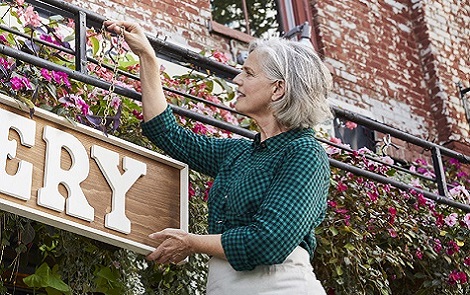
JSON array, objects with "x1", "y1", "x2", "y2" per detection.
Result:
[
  {"x1": 314, "y1": 143, "x2": 470, "y2": 295},
  {"x1": 23, "y1": 263, "x2": 71, "y2": 295}
]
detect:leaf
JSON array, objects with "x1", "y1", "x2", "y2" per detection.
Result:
[
  {"x1": 49, "y1": 15, "x2": 64, "y2": 22},
  {"x1": 329, "y1": 226, "x2": 339, "y2": 236},
  {"x1": 45, "y1": 286, "x2": 64, "y2": 295},
  {"x1": 335, "y1": 265, "x2": 344, "y2": 276},
  {"x1": 95, "y1": 266, "x2": 119, "y2": 281},
  {"x1": 23, "y1": 272, "x2": 45, "y2": 288},
  {"x1": 344, "y1": 243, "x2": 355, "y2": 251},
  {"x1": 23, "y1": 263, "x2": 50, "y2": 288},
  {"x1": 22, "y1": 221, "x2": 36, "y2": 244},
  {"x1": 89, "y1": 36, "x2": 100, "y2": 56}
]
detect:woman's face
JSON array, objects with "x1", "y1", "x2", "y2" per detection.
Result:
[{"x1": 233, "y1": 50, "x2": 276, "y2": 119}]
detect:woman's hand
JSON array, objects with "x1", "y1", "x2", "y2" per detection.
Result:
[
  {"x1": 147, "y1": 228, "x2": 194, "y2": 264},
  {"x1": 103, "y1": 20, "x2": 154, "y2": 57}
]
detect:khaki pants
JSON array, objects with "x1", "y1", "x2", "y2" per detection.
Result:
[{"x1": 206, "y1": 246, "x2": 327, "y2": 295}]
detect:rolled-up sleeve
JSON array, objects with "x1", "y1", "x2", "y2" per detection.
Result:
[{"x1": 141, "y1": 106, "x2": 233, "y2": 177}]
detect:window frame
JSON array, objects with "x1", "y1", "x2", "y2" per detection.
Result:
[{"x1": 209, "y1": 0, "x2": 318, "y2": 50}]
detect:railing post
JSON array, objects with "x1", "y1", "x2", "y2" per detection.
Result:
[
  {"x1": 431, "y1": 147, "x2": 448, "y2": 197},
  {"x1": 75, "y1": 11, "x2": 87, "y2": 73}
]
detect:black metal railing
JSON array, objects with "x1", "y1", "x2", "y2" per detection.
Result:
[{"x1": 1, "y1": 0, "x2": 469, "y2": 212}]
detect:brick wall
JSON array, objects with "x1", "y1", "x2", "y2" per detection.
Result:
[
  {"x1": 414, "y1": 0, "x2": 470, "y2": 154},
  {"x1": 67, "y1": 0, "x2": 469, "y2": 155},
  {"x1": 70, "y1": 0, "x2": 230, "y2": 52},
  {"x1": 313, "y1": 0, "x2": 469, "y2": 154}
]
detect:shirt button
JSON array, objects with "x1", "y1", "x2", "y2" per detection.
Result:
[
  {"x1": 216, "y1": 220, "x2": 224, "y2": 224},
  {"x1": 224, "y1": 195, "x2": 228, "y2": 199}
]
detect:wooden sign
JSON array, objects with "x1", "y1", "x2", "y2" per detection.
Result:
[{"x1": 0, "y1": 94, "x2": 188, "y2": 255}]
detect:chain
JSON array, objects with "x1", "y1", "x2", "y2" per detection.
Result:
[{"x1": 98, "y1": 22, "x2": 124, "y2": 128}]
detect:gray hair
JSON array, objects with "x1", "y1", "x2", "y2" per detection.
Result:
[{"x1": 248, "y1": 38, "x2": 333, "y2": 129}]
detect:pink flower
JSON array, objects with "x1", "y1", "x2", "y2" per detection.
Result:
[
  {"x1": 327, "y1": 200, "x2": 337, "y2": 208},
  {"x1": 192, "y1": 122, "x2": 208, "y2": 134},
  {"x1": 345, "y1": 121, "x2": 357, "y2": 130},
  {"x1": 448, "y1": 270, "x2": 467, "y2": 285},
  {"x1": 329, "y1": 137, "x2": 342, "y2": 144},
  {"x1": 204, "y1": 181, "x2": 213, "y2": 201},
  {"x1": 434, "y1": 213, "x2": 444, "y2": 227},
  {"x1": 446, "y1": 240, "x2": 460, "y2": 256},
  {"x1": 0, "y1": 35, "x2": 7, "y2": 44},
  {"x1": 23, "y1": 6, "x2": 41, "y2": 27},
  {"x1": 388, "y1": 228, "x2": 397, "y2": 238},
  {"x1": 380, "y1": 156, "x2": 394, "y2": 165},
  {"x1": 432, "y1": 238, "x2": 442, "y2": 253},
  {"x1": 132, "y1": 110, "x2": 143, "y2": 120},
  {"x1": 388, "y1": 207, "x2": 397, "y2": 224},
  {"x1": 188, "y1": 183, "x2": 195, "y2": 199},
  {"x1": 464, "y1": 257, "x2": 470, "y2": 266},
  {"x1": 337, "y1": 182, "x2": 348, "y2": 192},
  {"x1": 15, "y1": 0, "x2": 25, "y2": 6},
  {"x1": 416, "y1": 193, "x2": 427, "y2": 207},
  {"x1": 415, "y1": 249, "x2": 423, "y2": 260},
  {"x1": 367, "y1": 191, "x2": 378, "y2": 202},
  {"x1": 67, "y1": 18, "x2": 75, "y2": 28},
  {"x1": 464, "y1": 213, "x2": 470, "y2": 230},
  {"x1": 212, "y1": 51, "x2": 229, "y2": 63},
  {"x1": 444, "y1": 213, "x2": 458, "y2": 227},
  {"x1": 110, "y1": 96, "x2": 121, "y2": 110},
  {"x1": 335, "y1": 208, "x2": 348, "y2": 215}
]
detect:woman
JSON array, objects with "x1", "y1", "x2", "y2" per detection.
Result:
[{"x1": 104, "y1": 20, "x2": 332, "y2": 295}]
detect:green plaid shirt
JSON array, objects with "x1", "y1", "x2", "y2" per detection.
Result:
[{"x1": 142, "y1": 106, "x2": 330, "y2": 271}]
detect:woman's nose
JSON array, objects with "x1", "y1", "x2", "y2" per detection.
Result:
[{"x1": 233, "y1": 73, "x2": 242, "y2": 85}]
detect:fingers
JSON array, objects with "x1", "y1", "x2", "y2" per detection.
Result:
[
  {"x1": 148, "y1": 228, "x2": 180, "y2": 241},
  {"x1": 146, "y1": 229, "x2": 190, "y2": 264}
]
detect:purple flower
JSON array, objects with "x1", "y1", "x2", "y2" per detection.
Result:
[
  {"x1": 0, "y1": 57, "x2": 10, "y2": 69},
  {"x1": 10, "y1": 76, "x2": 31, "y2": 91},
  {"x1": 40, "y1": 68, "x2": 52, "y2": 81},
  {"x1": 448, "y1": 158, "x2": 461, "y2": 168},
  {"x1": 52, "y1": 71, "x2": 71, "y2": 88}
]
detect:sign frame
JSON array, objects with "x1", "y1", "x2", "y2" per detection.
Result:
[{"x1": 0, "y1": 94, "x2": 189, "y2": 255}]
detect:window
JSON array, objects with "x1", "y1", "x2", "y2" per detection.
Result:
[
  {"x1": 211, "y1": 0, "x2": 282, "y2": 39},
  {"x1": 334, "y1": 118, "x2": 376, "y2": 151},
  {"x1": 210, "y1": 0, "x2": 316, "y2": 47}
]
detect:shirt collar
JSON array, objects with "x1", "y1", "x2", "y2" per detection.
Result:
[{"x1": 252, "y1": 128, "x2": 315, "y2": 150}]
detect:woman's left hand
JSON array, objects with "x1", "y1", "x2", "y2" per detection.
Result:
[{"x1": 147, "y1": 228, "x2": 193, "y2": 264}]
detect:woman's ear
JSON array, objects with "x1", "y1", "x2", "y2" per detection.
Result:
[{"x1": 271, "y1": 80, "x2": 285, "y2": 101}]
